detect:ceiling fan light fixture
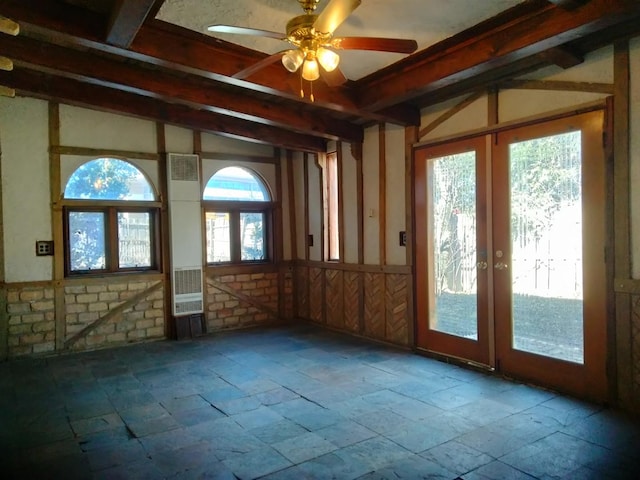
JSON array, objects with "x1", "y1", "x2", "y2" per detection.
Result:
[
  {"x1": 316, "y1": 47, "x2": 340, "y2": 72},
  {"x1": 301, "y1": 58, "x2": 320, "y2": 81},
  {"x1": 282, "y1": 49, "x2": 304, "y2": 73}
]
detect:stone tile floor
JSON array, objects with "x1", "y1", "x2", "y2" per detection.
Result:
[{"x1": 2, "y1": 324, "x2": 639, "y2": 479}]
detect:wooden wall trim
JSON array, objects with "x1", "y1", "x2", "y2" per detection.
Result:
[
  {"x1": 297, "y1": 260, "x2": 411, "y2": 275},
  {"x1": 615, "y1": 278, "x2": 640, "y2": 295},
  {"x1": 275, "y1": 148, "x2": 285, "y2": 317},
  {"x1": 613, "y1": 40, "x2": 633, "y2": 408},
  {"x1": 49, "y1": 102, "x2": 66, "y2": 352},
  {"x1": 352, "y1": 143, "x2": 364, "y2": 265},
  {"x1": 419, "y1": 90, "x2": 485, "y2": 140},
  {"x1": 199, "y1": 152, "x2": 278, "y2": 164},
  {"x1": 499, "y1": 79, "x2": 614, "y2": 94},
  {"x1": 205, "y1": 263, "x2": 280, "y2": 276},
  {"x1": 337, "y1": 142, "x2": 345, "y2": 263},
  {"x1": 51, "y1": 145, "x2": 160, "y2": 160},
  {"x1": 414, "y1": 99, "x2": 607, "y2": 150},
  {"x1": 405, "y1": 125, "x2": 418, "y2": 346},
  {"x1": 379, "y1": 123, "x2": 386, "y2": 265},
  {"x1": 156, "y1": 122, "x2": 171, "y2": 338}
]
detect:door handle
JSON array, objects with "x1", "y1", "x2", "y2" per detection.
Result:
[
  {"x1": 476, "y1": 261, "x2": 488, "y2": 270},
  {"x1": 494, "y1": 262, "x2": 508, "y2": 270}
]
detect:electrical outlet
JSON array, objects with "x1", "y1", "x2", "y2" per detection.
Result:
[
  {"x1": 399, "y1": 231, "x2": 407, "y2": 247},
  {"x1": 35, "y1": 240, "x2": 54, "y2": 256},
  {"x1": 308, "y1": 234, "x2": 314, "y2": 247}
]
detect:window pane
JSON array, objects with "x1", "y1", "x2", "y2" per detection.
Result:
[
  {"x1": 64, "y1": 158, "x2": 154, "y2": 200},
  {"x1": 203, "y1": 167, "x2": 269, "y2": 201},
  {"x1": 69, "y1": 211, "x2": 106, "y2": 271},
  {"x1": 327, "y1": 153, "x2": 340, "y2": 260},
  {"x1": 240, "y1": 212, "x2": 265, "y2": 261},
  {"x1": 206, "y1": 212, "x2": 231, "y2": 262},
  {"x1": 118, "y1": 212, "x2": 152, "y2": 268}
]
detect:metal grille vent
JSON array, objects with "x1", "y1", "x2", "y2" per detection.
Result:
[
  {"x1": 170, "y1": 154, "x2": 199, "y2": 182},
  {"x1": 175, "y1": 300, "x2": 203, "y2": 315},
  {"x1": 174, "y1": 268, "x2": 202, "y2": 295}
]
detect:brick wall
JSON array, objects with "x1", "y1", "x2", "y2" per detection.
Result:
[
  {"x1": 205, "y1": 272, "x2": 281, "y2": 331},
  {"x1": 65, "y1": 280, "x2": 165, "y2": 351},
  {"x1": 5, "y1": 279, "x2": 165, "y2": 357},
  {"x1": 6, "y1": 286, "x2": 56, "y2": 356}
]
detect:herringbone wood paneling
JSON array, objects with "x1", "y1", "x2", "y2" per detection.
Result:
[
  {"x1": 296, "y1": 266, "x2": 309, "y2": 319},
  {"x1": 364, "y1": 272, "x2": 385, "y2": 340},
  {"x1": 343, "y1": 271, "x2": 361, "y2": 333},
  {"x1": 325, "y1": 269, "x2": 344, "y2": 329},
  {"x1": 385, "y1": 274, "x2": 409, "y2": 345},
  {"x1": 309, "y1": 267, "x2": 323, "y2": 323}
]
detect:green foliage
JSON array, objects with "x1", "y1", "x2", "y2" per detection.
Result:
[{"x1": 65, "y1": 158, "x2": 139, "y2": 200}]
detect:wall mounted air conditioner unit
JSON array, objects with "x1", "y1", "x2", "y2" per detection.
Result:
[{"x1": 167, "y1": 153, "x2": 203, "y2": 316}]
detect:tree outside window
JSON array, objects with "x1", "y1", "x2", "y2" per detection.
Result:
[
  {"x1": 203, "y1": 167, "x2": 272, "y2": 265},
  {"x1": 63, "y1": 158, "x2": 159, "y2": 275}
]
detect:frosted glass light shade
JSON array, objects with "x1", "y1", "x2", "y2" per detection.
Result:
[
  {"x1": 282, "y1": 49, "x2": 304, "y2": 72},
  {"x1": 317, "y1": 47, "x2": 339, "y2": 72},
  {"x1": 301, "y1": 58, "x2": 320, "y2": 81}
]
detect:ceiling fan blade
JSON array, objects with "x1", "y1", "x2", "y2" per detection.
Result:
[
  {"x1": 331, "y1": 37, "x2": 418, "y2": 53},
  {"x1": 313, "y1": 0, "x2": 361, "y2": 34},
  {"x1": 207, "y1": 25, "x2": 285, "y2": 40},
  {"x1": 233, "y1": 51, "x2": 286, "y2": 80},
  {"x1": 321, "y1": 66, "x2": 348, "y2": 87}
]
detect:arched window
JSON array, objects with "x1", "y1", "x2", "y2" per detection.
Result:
[
  {"x1": 63, "y1": 158, "x2": 160, "y2": 275},
  {"x1": 203, "y1": 167, "x2": 272, "y2": 264}
]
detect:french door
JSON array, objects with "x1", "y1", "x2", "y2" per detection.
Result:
[{"x1": 414, "y1": 110, "x2": 608, "y2": 401}]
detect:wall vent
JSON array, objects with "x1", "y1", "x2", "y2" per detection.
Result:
[
  {"x1": 170, "y1": 154, "x2": 199, "y2": 182},
  {"x1": 172, "y1": 267, "x2": 203, "y2": 316}
]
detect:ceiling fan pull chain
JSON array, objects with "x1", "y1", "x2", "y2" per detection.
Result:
[
  {"x1": 309, "y1": 80, "x2": 314, "y2": 103},
  {"x1": 299, "y1": 69, "x2": 305, "y2": 99}
]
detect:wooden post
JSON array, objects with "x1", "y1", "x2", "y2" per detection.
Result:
[{"x1": 613, "y1": 41, "x2": 632, "y2": 408}]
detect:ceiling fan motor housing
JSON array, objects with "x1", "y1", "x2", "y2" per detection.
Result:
[{"x1": 286, "y1": 15, "x2": 331, "y2": 49}]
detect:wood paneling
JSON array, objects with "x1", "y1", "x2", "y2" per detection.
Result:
[
  {"x1": 364, "y1": 272, "x2": 385, "y2": 340},
  {"x1": 309, "y1": 267, "x2": 324, "y2": 323},
  {"x1": 343, "y1": 271, "x2": 361, "y2": 333},
  {"x1": 296, "y1": 266, "x2": 309, "y2": 319},
  {"x1": 385, "y1": 274, "x2": 409, "y2": 346},
  {"x1": 325, "y1": 269, "x2": 344, "y2": 329}
]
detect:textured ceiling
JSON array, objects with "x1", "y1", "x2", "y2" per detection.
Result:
[{"x1": 157, "y1": 0, "x2": 525, "y2": 80}]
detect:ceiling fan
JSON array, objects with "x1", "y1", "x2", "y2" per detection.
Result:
[{"x1": 207, "y1": 0, "x2": 418, "y2": 99}]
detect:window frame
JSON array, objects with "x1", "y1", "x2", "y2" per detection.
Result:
[
  {"x1": 323, "y1": 151, "x2": 342, "y2": 262},
  {"x1": 63, "y1": 203, "x2": 161, "y2": 276},
  {"x1": 203, "y1": 200, "x2": 275, "y2": 265}
]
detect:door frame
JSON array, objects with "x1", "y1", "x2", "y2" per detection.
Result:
[
  {"x1": 412, "y1": 105, "x2": 611, "y2": 402},
  {"x1": 414, "y1": 136, "x2": 492, "y2": 366},
  {"x1": 492, "y1": 110, "x2": 608, "y2": 402}
]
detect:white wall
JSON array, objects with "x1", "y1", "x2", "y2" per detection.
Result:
[
  {"x1": 363, "y1": 125, "x2": 380, "y2": 264},
  {"x1": 292, "y1": 151, "x2": 306, "y2": 259},
  {"x1": 385, "y1": 124, "x2": 407, "y2": 265},
  {"x1": 0, "y1": 97, "x2": 52, "y2": 282},
  {"x1": 341, "y1": 142, "x2": 359, "y2": 264},
  {"x1": 307, "y1": 156, "x2": 322, "y2": 261},
  {"x1": 201, "y1": 131, "x2": 273, "y2": 157},
  {"x1": 59, "y1": 105, "x2": 157, "y2": 153},
  {"x1": 165, "y1": 124, "x2": 194, "y2": 153}
]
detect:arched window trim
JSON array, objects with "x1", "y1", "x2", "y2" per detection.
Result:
[
  {"x1": 202, "y1": 166, "x2": 274, "y2": 265},
  {"x1": 63, "y1": 157, "x2": 159, "y2": 202},
  {"x1": 202, "y1": 166, "x2": 272, "y2": 202},
  {"x1": 62, "y1": 157, "x2": 161, "y2": 276}
]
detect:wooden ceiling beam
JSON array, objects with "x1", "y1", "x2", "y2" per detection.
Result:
[
  {"x1": 356, "y1": 0, "x2": 640, "y2": 110},
  {"x1": 547, "y1": 0, "x2": 590, "y2": 10},
  {"x1": 106, "y1": 0, "x2": 159, "y2": 48},
  {"x1": 0, "y1": 68, "x2": 326, "y2": 153},
  {"x1": 0, "y1": 0, "x2": 415, "y2": 126},
  {"x1": 1, "y1": 34, "x2": 363, "y2": 142}
]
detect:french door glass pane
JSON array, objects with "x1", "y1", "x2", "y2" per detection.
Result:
[
  {"x1": 509, "y1": 131, "x2": 584, "y2": 364},
  {"x1": 68, "y1": 211, "x2": 106, "y2": 271},
  {"x1": 240, "y1": 212, "x2": 265, "y2": 261},
  {"x1": 430, "y1": 152, "x2": 478, "y2": 340},
  {"x1": 118, "y1": 212, "x2": 151, "y2": 268},
  {"x1": 205, "y1": 212, "x2": 231, "y2": 263}
]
